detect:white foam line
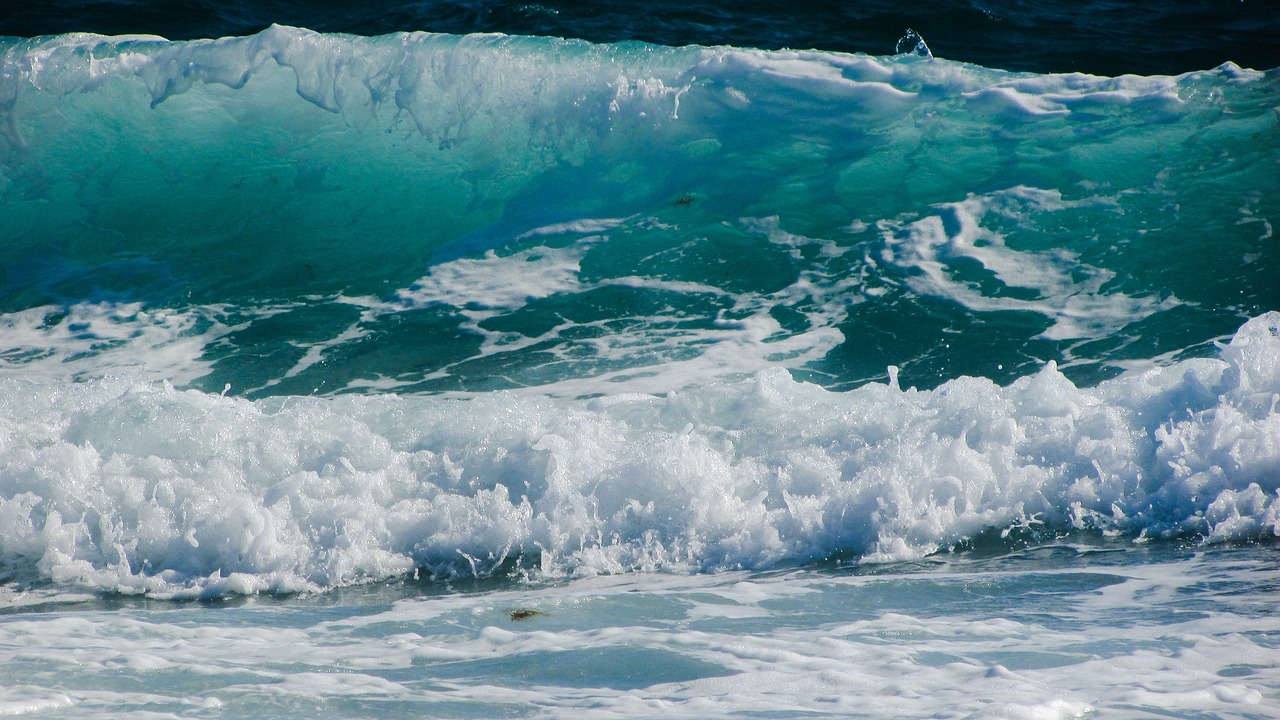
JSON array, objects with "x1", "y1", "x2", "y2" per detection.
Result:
[{"x1": 879, "y1": 187, "x2": 1179, "y2": 341}]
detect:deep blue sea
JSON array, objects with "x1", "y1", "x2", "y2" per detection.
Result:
[{"x1": 1, "y1": 2, "x2": 1278, "y2": 717}]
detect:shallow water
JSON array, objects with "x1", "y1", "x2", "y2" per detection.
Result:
[{"x1": 3, "y1": 540, "x2": 1277, "y2": 718}]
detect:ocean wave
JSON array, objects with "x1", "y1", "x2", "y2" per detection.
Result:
[
  {"x1": 1, "y1": 27, "x2": 1276, "y2": 597},
  {"x1": 2, "y1": 27, "x2": 1276, "y2": 396}
]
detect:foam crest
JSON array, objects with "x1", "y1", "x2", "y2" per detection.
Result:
[
  {"x1": 1, "y1": 314, "x2": 1276, "y2": 597},
  {"x1": 4, "y1": 27, "x2": 1266, "y2": 154},
  {"x1": 0, "y1": 302, "x2": 228, "y2": 385}
]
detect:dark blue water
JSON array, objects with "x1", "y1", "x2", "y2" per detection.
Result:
[{"x1": 6, "y1": 0, "x2": 1280, "y2": 76}]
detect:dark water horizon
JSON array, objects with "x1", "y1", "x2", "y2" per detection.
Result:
[{"x1": 5, "y1": 0, "x2": 1280, "y2": 76}]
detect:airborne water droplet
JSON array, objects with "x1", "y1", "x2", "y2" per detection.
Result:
[{"x1": 895, "y1": 29, "x2": 934, "y2": 59}]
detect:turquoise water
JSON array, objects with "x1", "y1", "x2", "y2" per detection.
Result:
[
  {"x1": 0, "y1": 21, "x2": 1278, "y2": 719},
  {"x1": 2, "y1": 29, "x2": 1276, "y2": 397}
]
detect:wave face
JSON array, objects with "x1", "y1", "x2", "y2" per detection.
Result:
[
  {"x1": 2, "y1": 26, "x2": 1278, "y2": 396},
  {"x1": 0, "y1": 26, "x2": 1278, "y2": 595}
]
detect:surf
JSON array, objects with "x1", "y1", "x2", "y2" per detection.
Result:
[{"x1": 0, "y1": 312, "x2": 1275, "y2": 597}]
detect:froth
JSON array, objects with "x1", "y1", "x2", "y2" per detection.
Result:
[
  {"x1": 1, "y1": 314, "x2": 1276, "y2": 597},
  {"x1": 0, "y1": 303, "x2": 227, "y2": 386}
]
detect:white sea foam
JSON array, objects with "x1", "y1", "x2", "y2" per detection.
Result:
[
  {"x1": 312, "y1": 214, "x2": 853, "y2": 397},
  {"x1": 0, "y1": 184, "x2": 1188, "y2": 398},
  {"x1": 0, "y1": 302, "x2": 231, "y2": 386},
  {"x1": 0, "y1": 26, "x2": 1276, "y2": 595},
  {"x1": 0, "y1": 314, "x2": 1276, "y2": 597},
  {"x1": 1, "y1": 26, "x2": 1277, "y2": 720}
]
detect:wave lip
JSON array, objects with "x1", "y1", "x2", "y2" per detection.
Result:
[
  {"x1": 0, "y1": 313, "x2": 1276, "y2": 598},
  {"x1": 3, "y1": 25, "x2": 1267, "y2": 145}
]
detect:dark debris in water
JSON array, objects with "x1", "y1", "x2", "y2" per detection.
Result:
[{"x1": 508, "y1": 608, "x2": 546, "y2": 621}]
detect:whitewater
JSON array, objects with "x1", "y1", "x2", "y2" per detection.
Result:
[
  {"x1": 0, "y1": 23, "x2": 1277, "y2": 719},
  {"x1": 0, "y1": 312, "x2": 1277, "y2": 596}
]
